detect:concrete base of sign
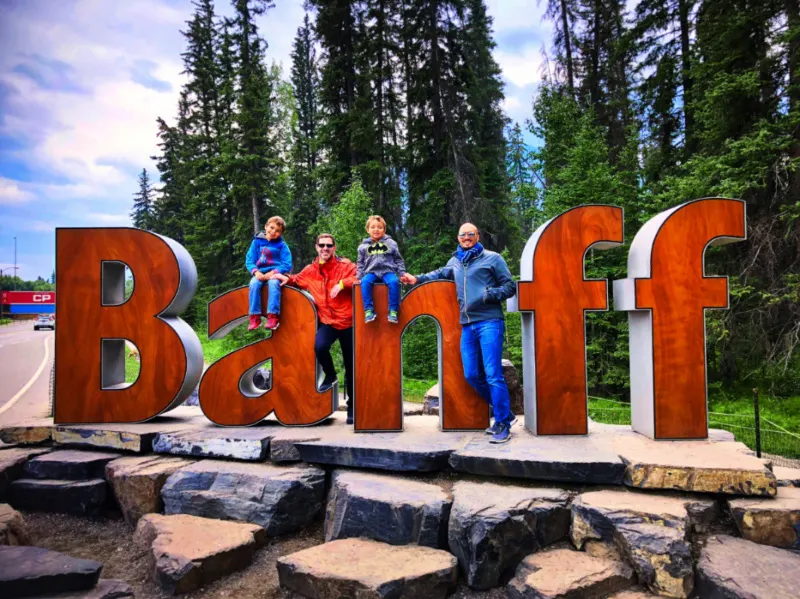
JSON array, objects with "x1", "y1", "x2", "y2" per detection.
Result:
[{"x1": 0, "y1": 408, "x2": 777, "y2": 495}]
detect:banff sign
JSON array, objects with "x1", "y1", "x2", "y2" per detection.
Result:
[{"x1": 54, "y1": 198, "x2": 746, "y2": 440}]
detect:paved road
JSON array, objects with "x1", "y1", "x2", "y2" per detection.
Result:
[{"x1": 0, "y1": 320, "x2": 53, "y2": 424}]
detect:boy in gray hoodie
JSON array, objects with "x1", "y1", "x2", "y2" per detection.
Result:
[{"x1": 357, "y1": 215, "x2": 406, "y2": 323}]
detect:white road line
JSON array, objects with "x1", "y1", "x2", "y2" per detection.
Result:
[{"x1": 0, "y1": 334, "x2": 51, "y2": 417}]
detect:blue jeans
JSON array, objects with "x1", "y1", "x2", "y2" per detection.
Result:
[
  {"x1": 461, "y1": 318, "x2": 513, "y2": 425},
  {"x1": 360, "y1": 272, "x2": 400, "y2": 312},
  {"x1": 249, "y1": 276, "x2": 281, "y2": 315}
]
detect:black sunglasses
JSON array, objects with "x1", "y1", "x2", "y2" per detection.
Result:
[{"x1": 317, "y1": 243, "x2": 335, "y2": 248}]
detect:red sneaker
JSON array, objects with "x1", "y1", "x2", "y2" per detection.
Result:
[
  {"x1": 265, "y1": 313, "x2": 280, "y2": 330},
  {"x1": 247, "y1": 315, "x2": 261, "y2": 331}
]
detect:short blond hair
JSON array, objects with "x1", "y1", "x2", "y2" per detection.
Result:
[
  {"x1": 365, "y1": 215, "x2": 386, "y2": 232},
  {"x1": 266, "y1": 216, "x2": 286, "y2": 233}
]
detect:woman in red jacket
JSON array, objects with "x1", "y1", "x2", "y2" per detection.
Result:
[{"x1": 275, "y1": 234, "x2": 358, "y2": 424}]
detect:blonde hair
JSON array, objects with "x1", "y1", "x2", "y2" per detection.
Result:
[
  {"x1": 365, "y1": 215, "x2": 386, "y2": 232},
  {"x1": 266, "y1": 216, "x2": 286, "y2": 233}
]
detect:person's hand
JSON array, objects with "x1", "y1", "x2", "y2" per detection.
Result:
[
  {"x1": 256, "y1": 271, "x2": 268, "y2": 282},
  {"x1": 275, "y1": 273, "x2": 289, "y2": 286},
  {"x1": 330, "y1": 284, "x2": 342, "y2": 299},
  {"x1": 400, "y1": 273, "x2": 417, "y2": 285}
]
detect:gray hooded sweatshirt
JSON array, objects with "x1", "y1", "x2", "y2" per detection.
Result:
[{"x1": 357, "y1": 234, "x2": 406, "y2": 279}]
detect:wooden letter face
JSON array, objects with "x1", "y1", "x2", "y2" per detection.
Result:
[
  {"x1": 613, "y1": 198, "x2": 746, "y2": 439},
  {"x1": 353, "y1": 281, "x2": 490, "y2": 432},
  {"x1": 510, "y1": 205, "x2": 623, "y2": 435},
  {"x1": 199, "y1": 286, "x2": 336, "y2": 426},
  {"x1": 55, "y1": 228, "x2": 203, "y2": 423}
]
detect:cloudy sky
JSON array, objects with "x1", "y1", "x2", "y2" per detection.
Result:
[{"x1": 0, "y1": 0, "x2": 550, "y2": 281}]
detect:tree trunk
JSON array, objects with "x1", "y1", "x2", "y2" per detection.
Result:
[
  {"x1": 560, "y1": 0, "x2": 575, "y2": 95},
  {"x1": 678, "y1": 0, "x2": 695, "y2": 155},
  {"x1": 252, "y1": 192, "x2": 259, "y2": 234}
]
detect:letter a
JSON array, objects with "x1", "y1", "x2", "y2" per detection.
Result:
[
  {"x1": 613, "y1": 198, "x2": 746, "y2": 439},
  {"x1": 509, "y1": 205, "x2": 623, "y2": 434},
  {"x1": 55, "y1": 229, "x2": 203, "y2": 423},
  {"x1": 199, "y1": 286, "x2": 336, "y2": 426}
]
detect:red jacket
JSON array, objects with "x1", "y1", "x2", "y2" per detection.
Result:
[{"x1": 288, "y1": 256, "x2": 358, "y2": 330}]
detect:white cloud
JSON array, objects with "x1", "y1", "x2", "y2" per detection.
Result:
[
  {"x1": 495, "y1": 46, "x2": 546, "y2": 89},
  {"x1": 0, "y1": 178, "x2": 35, "y2": 204},
  {"x1": 85, "y1": 212, "x2": 130, "y2": 225}
]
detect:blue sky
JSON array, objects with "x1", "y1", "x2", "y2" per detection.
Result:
[{"x1": 0, "y1": 0, "x2": 550, "y2": 281}]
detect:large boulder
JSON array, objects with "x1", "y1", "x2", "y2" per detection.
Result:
[
  {"x1": 728, "y1": 486, "x2": 800, "y2": 549},
  {"x1": 10, "y1": 479, "x2": 108, "y2": 516},
  {"x1": 325, "y1": 470, "x2": 451, "y2": 548},
  {"x1": 134, "y1": 513, "x2": 266, "y2": 595},
  {"x1": 277, "y1": 538, "x2": 458, "y2": 599},
  {"x1": 0, "y1": 545, "x2": 102, "y2": 598},
  {"x1": 448, "y1": 482, "x2": 570, "y2": 590},
  {"x1": 0, "y1": 448, "x2": 51, "y2": 501},
  {"x1": 507, "y1": 548, "x2": 634, "y2": 599},
  {"x1": 105, "y1": 455, "x2": 192, "y2": 526},
  {"x1": 570, "y1": 489, "x2": 717, "y2": 598},
  {"x1": 695, "y1": 535, "x2": 799, "y2": 599},
  {"x1": 502, "y1": 359, "x2": 524, "y2": 416},
  {"x1": 0, "y1": 504, "x2": 28, "y2": 545},
  {"x1": 161, "y1": 460, "x2": 325, "y2": 535},
  {"x1": 22, "y1": 450, "x2": 120, "y2": 480},
  {"x1": 423, "y1": 385, "x2": 440, "y2": 416}
]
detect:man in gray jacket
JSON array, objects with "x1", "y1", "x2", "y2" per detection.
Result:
[{"x1": 401, "y1": 223, "x2": 517, "y2": 443}]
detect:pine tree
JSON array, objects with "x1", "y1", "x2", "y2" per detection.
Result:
[
  {"x1": 541, "y1": 0, "x2": 579, "y2": 94},
  {"x1": 506, "y1": 123, "x2": 538, "y2": 237},
  {"x1": 131, "y1": 168, "x2": 154, "y2": 230}
]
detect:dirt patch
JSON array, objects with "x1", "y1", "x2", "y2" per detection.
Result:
[{"x1": 24, "y1": 511, "x2": 510, "y2": 598}]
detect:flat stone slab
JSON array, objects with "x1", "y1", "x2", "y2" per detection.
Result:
[
  {"x1": 134, "y1": 513, "x2": 265, "y2": 594},
  {"x1": 161, "y1": 459, "x2": 325, "y2": 535},
  {"x1": 449, "y1": 432, "x2": 626, "y2": 485},
  {"x1": 10, "y1": 478, "x2": 108, "y2": 516},
  {"x1": 277, "y1": 538, "x2": 458, "y2": 599},
  {"x1": 774, "y1": 465, "x2": 800, "y2": 487},
  {"x1": 448, "y1": 482, "x2": 570, "y2": 590},
  {"x1": 0, "y1": 545, "x2": 102, "y2": 597},
  {"x1": 23, "y1": 449, "x2": 120, "y2": 480},
  {"x1": 0, "y1": 419, "x2": 53, "y2": 445},
  {"x1": 33, "y1": 579, "x2": 135, "y2": 598},
  {"x1": 325, "y1": 470, "x2": 451, "y2": 548},
  {"x1": 728, "y1": 487, "x2": 800, "y2": 549},
  {"x1": 508, "y1": 548, "x2": 634, "y2": 599},
  {"x1": 0, "y1": 447, "x2": 51, "y2": 501},
  {"x1": 571, "y1": 490, "x2": 717, "y2": 598},
  {"x1": 153, "y1": 428, "x2": 275, "y2": 461},
  {"x1": 0, "y1": 504, "x2": 28, "y2": 546},
  {"x1": 695, "y1": 535, "x2": 799, "y2": 598},
  {"x1": 54, "y1": 418, "x2": 198, "y2": 453},
  {"x1": 106, "y1": 455, "x2": 192, "y2": 526}
]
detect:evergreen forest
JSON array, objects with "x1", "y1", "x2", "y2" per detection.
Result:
[{"x1": 132, "y1": 0, "x2": 800, "y2": 410}]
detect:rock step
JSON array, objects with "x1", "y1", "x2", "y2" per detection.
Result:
[
  {"x1": 10, "y1": 479, "x2": 108, "y2": 516},
  {"x1": 0, "y1": 504, "x2": 29, "y2": 546},
  {"x1": 728, "y1": 486, "x2": 800, "y2": 549},
  {"x1": 153, "y1": 428, "x2": 273, "y2": 461},
  {"x1": 448, "y1": 482, "x2": 570, "y2": 590},
  {"x1": 696, "y1": 535, "x2": 799, "y2": 599},
  {"x1": 134, "y1": 513, "x2": 266, "y2": 594},
  {"x1": 35, "y1": 579, "x2": 136, "y2": 598},
  {"x1": 105, "y1": 455, "x2": 191, "y2": 527},
  {"x1": 0, "y1": 420, "x2": 53, "y2": 445},
  {"x1": 161, "y1": 459, "x2": 325, "y2": 535},
  {"x1": 0, "y1": 448, "x2": 51, "y2": 502},
  {"x1": 325, "y1": 470, "x2": 451, "y2": 548},
  {"x1": 277, "y1": 538, "x2": 458, "y2": 599},
  {"x1": 0, "y1": 545, "x2": 103, "y2": 598},
  {"x1": 23, "y1": 450, "x2": 120, "y2": 480},
  {"x1": 507, "y1": 549, "x2": 635, "y2": 599},
  {"x1": 774, "y1": 465, "x2": 800, "y2": 488}
]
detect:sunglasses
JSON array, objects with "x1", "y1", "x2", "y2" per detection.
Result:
[
  {"x1": 458, "y1": 232, "x2": 477, "y2": 238},
  {"x1": 317, "y1": 243, "x2": 335, "y2": 248}
]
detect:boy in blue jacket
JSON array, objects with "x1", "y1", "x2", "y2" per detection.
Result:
[{"x1": 246, "y1": 216, "x2": 292, "y2": 331}]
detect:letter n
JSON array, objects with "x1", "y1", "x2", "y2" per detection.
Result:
[
  {"x1": 199, "y1": 286, "x2": 336, "y2": 426},
  {"x1": 509, "y1": 205, "x2": 623, "y2": 435},
  {"x1": 613, "y1": 198, "x2": 746, "y2": 439},
  {"x1": 353, "y1": 282, "x2": 489, "y2": 431},
  {"x1": 55, "y1": 229, "x2": 203, "y2": 423}
]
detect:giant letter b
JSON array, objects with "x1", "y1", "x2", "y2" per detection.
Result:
[
  {"x1": 55, "y1": 229, "x2": 203, "y2": 423},
  {"x1": 613, "y1": 199, "x2": 746, "y2": 439}
]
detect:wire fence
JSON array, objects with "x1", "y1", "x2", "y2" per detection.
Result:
[{"x1": 588, "y1": 396, "x2": 800, "y2": 467}]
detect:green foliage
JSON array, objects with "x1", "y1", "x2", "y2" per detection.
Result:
[{"x1": 312, "y1": 174, "x2": 373, "y2": 261}]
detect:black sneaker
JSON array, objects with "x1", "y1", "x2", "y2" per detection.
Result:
[
  {"x1": 346, "y1": 415, "x2": 354, "y2": 425},
  {"x1": 319, "y1": 378, "x2": 336, "y2": 392}
]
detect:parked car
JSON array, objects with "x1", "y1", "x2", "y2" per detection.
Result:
[{"x1": 34, "y1": 314, "x2": 55, "y2": 331}]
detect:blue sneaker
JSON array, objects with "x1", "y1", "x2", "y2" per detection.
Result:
[
  {"x1": 365, "y1": 310, "x2": 376, "y2": 323},
  {"x1": 485, "y1": 420, "x2": 500, "y2": 435},
  {"x1": 490, "y1": 424, "x2": 511, "y2": 444}
]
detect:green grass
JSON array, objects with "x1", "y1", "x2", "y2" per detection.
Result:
[
  {"x1": 0, "y1": 318, "x2": 11, "y2": 326},
  {"x1": 125, "y1": 350, "x2": 140, "y2": 383},
  {"x1": 403, "y1": 378, "x2": 437, "y2": 403}
]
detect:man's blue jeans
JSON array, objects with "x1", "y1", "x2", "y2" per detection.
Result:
[
  {"x1": 249, "y1": 276, "x2": 281, "y2": 315},
  {"x1": 461, "y1": 318, "x2": 513, "y2": 425},
  {"x1": 361, "y1": 272, "x2": 401, "y2": 312}
]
